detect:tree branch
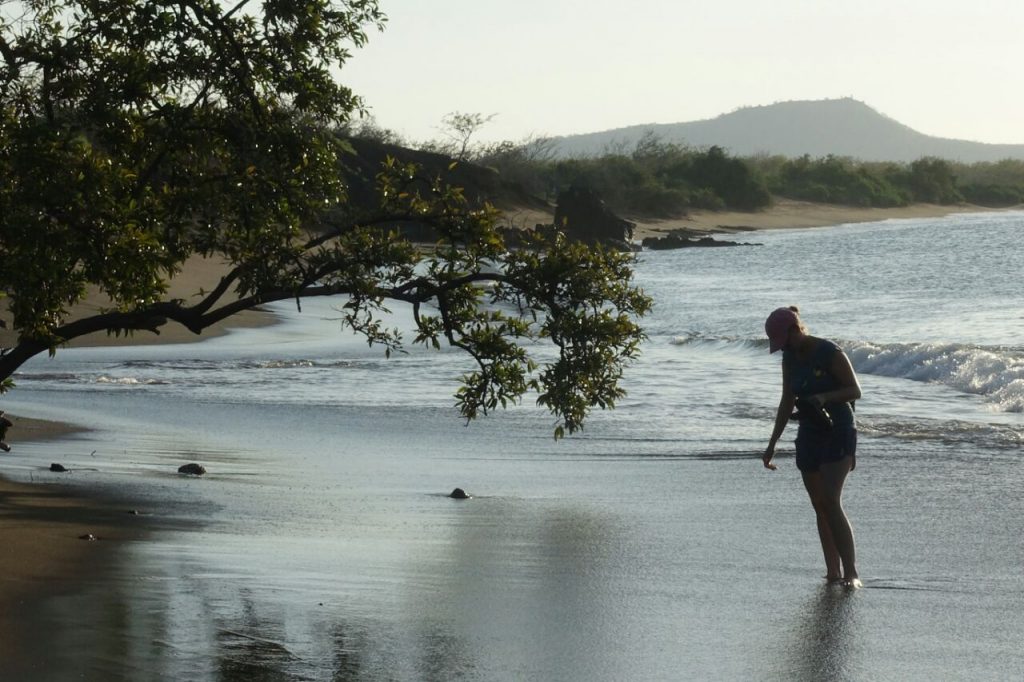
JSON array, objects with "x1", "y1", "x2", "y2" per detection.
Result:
[
  {"x1": 0, "y1": 34, "x2": 18, "y2": 71},
  {"x1": 192, "y1": 263, "x2": 242, "y2": 315},
  {"x1": 0, "y1": 265, "x2": 519, "y2": 383},
  {"x1": 177, "y1": 0, "x2": 262, "y2": 118},
  {"x1": 223, "y1": 0, "x2": 251, "y2": 20},
  {"x1": 301, "y1": 210, "x2": 429, "y2": 251}
]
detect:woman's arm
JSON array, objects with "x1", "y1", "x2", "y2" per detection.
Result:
[
  {"x1": 812, "y1": 350, "x2": 862, "y2": 406},
  {"x1": 763, "y1": 356, "x2": 795, "y2": 470}
]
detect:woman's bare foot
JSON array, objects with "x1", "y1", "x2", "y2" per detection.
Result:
[{"x1": 842, "y1": 577, "x2": 863, "y2": 589}]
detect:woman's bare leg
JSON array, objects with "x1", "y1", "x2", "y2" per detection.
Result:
[
  {"x1": 802, "y1": 471, "x2": 842, "y2": 581},
  {"x1": 819, "y1": 456, "x2": 858, "y2": 584}
]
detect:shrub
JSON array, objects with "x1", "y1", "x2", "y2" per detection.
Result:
[{"x1": 959, "y1": 183, "x2": 1024, "y2": 207}]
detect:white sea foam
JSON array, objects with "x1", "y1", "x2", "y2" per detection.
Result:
[
  {"x1": 847, "y1": 341, "x2": 1024, "y2": 412},
  {"x1": 95, "y1": 376, "x2": 168, "y2": 386},
  {"x1": 250, "y1": 359, "x2": 317, "y2": 369}
]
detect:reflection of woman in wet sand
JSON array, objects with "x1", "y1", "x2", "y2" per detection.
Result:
[
  {"x1": 762, "y1": 307, "x2": 862, "y2": 587},
  {"x1": 787, "y1": 585, "x2": 859, "y2": 680}
]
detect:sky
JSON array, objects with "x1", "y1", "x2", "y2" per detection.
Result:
[{"x1": 342, "y1": 0, "x2": 1024, "y2": 146}]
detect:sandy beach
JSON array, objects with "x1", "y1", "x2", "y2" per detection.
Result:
[
  {"x1": 0, "y1": 201, "x2": 1020, "y2": 677},
  {"x1": 500, "y1": 198, "x2": 1013, "y2": 241}
]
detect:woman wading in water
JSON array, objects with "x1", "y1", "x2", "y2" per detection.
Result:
[{"x1": 762, "y1": 306, "x2": 862, "y2": 588}]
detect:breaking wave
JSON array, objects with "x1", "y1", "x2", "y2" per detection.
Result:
[
  {"x1": 846, "y1": 341, "x2": 1024, "y2": 413},
  {"x1": 671, "y1": 333, "x2": 1024, "y2": 413}
]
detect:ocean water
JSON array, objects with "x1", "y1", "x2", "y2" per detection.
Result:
[{"x1": 3, "y1": 210, "x2": 1024, "y2": 680}]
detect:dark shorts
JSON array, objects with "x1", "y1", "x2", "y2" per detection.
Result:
[{"x1": 795, "y1": 427, "x2": 857, "y2": 473}]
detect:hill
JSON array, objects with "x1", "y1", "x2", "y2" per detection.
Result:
[{"x1": 551, "y1": 99, "x2": 1024, "y2": 163}]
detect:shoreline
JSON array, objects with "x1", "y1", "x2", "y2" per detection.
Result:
[
  {"x1": 630, "y1": 199, "x2": 1018, "y2": 240},
  {"x1": 0, "y1": 416, "x2": 146, "y2": 677},
  {"x1": 0, "y1": 205, "x2": 1019, "y2": 667},
  {"x1": 501, "y1": 199, "x2": 1021, "y2": 241},
  {"x1": 2, "y1": 201, "x2": 1014, "y2": 351}
]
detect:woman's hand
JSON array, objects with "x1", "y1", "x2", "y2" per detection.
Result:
[{"x1": 762, "y1": 445, "x2": 778, "y2": 470}]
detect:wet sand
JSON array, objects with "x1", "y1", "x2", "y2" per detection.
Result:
[
  {"x1": 0, "y1": 417, "x2": 147, "y2": 677},
  {"x1": 0, "y1": 255, "x2": 273, "y2": 672},
  {"x1": 0, "y1": 254, "x2": 276, "y2": 672}
]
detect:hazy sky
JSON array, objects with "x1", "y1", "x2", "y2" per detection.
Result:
[{"x1": 343, "y1": 0, "x2": 1024, "y2": 145}]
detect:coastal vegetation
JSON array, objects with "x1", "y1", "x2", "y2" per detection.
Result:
[
  {"x1": 477, "y1": 137, "x2": 773, "y2": 217},
  {"x1": 480, "y1": 140, "x2": 1024, "y2": 216},
  {"x1": 757, "y1": 155, "x2": 1022, "y2": 208},
  {"x1": 376, "y1": 116, "x2": 1024, "y2": 217},
  {"x1": 0, "y1": 1, "x2": 651, "y2": 437}
]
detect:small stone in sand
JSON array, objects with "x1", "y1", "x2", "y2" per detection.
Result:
[
  {"x1": 50, "y1": 462, "x2": 68, "y2": 472},
  {"x1": 449, "y1": 487, "x2": 471, "y2": 499},
  {"x1": 178, "y1": 463, "x2": 207, "y2": 476}
]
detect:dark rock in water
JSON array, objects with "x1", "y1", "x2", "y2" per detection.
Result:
[
  {"x1": 79, "y1": 533, "x2": 97, "y2": 541},
  {"x1": 178, "y1": 463, "x2": 207, "y2": 476},
  {"x1": 641, "y1": 234, "x2": 756, "y2": 250},
  {"x1": 449, "y1": 487, "x2": 471, "y2": 499},
  {"x1": 49, "y1": 462, "x2": 68, "y2": 472},
  {"x1": 554, "y1": 186, "x2": 635, "y2": 250}
]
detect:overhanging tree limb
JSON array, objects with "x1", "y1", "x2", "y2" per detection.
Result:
[{"x1": 0, "y1": 1, "x2": 650, "y2": 437}]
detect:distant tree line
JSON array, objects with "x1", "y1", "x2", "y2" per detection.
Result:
[
  {"x1": 347, "y1": 118, "x2": 1024, "y2": 217},
  {"x1": 747, "y1": 154, "x2": 1024, "y2": 208},
  {"x1": 472, "y1": 133, "x2": 770, "y2": 216}
]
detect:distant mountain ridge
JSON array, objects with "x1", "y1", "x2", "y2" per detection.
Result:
[{"x1": 551, "y1": 99, "x2": 1024, "y2": 163}]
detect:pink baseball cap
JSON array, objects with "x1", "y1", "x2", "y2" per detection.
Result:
[{"x1": 765, "y1": 307, "x2": 799, "y2": 353}]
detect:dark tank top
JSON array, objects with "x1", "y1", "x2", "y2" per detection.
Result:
[{"x1": 784, "y1": 339, "x2": 856, "y2": 432}]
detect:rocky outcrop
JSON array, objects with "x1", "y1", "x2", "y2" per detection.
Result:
[
  {"x1": 641, "y1": 234, "x2": 757, "y2": 250},
  {"x1": 553, "y1": 186, "x2": 635, "y2": 250}
]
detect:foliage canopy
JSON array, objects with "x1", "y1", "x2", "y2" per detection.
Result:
[{"x1": 0, "y1": 1, "x2": 651, "y2": 436}]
